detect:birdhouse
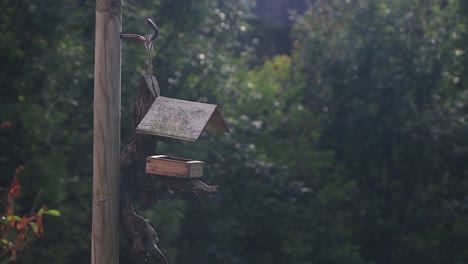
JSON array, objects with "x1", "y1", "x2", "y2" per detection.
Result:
[
  {"x1": 136, "y1": 96, "x2": 229, "y2": 141},
  {"x1": 136, "y1": 96, "x2": 229, "y2": 178}
]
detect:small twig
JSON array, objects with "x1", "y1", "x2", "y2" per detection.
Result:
[
  {"x1": 0, "y1": 250, "x2": 10, "y2": 261},
  {"x1": 29, "y1": 189, "x2": 43, "y2": 216},
  {"x1": 0, "y1": 239, "x2": 33, "y2": 264}
]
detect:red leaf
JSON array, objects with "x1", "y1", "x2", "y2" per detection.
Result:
[
  {"x1": 8, "y1": 166, "x2": 24, "y2": 201},
  {"x1": 8, "y1": 181, "x2": 20, "y2": 200},
  {"x1": 36, "y1": 215, "x2": 44, "y2": 237},
  {"x1": 16, "y1": 233, "x2": 25, "y2": 243},
  {"x1": 1, "y1": 120, "x2": 11, "y2": 129}
]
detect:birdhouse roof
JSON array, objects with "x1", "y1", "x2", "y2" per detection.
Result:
[{"x1": 135, "y1": 96, "x2": 230, "y2": 141}]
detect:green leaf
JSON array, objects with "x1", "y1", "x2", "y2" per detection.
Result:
[
  {"x1": 37, "y1": 208, "x2": 44, "y2": 216},
  {"x1": 6, "y1": 215, "x2": 21, "y2": 221},
  {"x1": 29, "y1": 222, "x2": 38, "y2": 233},
  {"x1": 43, "y1": 210, "x2": 61, "y2": 216},
  {"x1": 1, "y1": 239, "x2": 9, "y2": 245}
]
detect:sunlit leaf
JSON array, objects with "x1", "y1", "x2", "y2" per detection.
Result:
[
  {"x1": 43, "y1": 210, "x2": 61, "y2": 217},
  {"x1": 29, "y1": 222, "x2": 38, "y2": 233}
]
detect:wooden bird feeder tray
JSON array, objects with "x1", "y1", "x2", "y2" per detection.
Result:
[
  {"x1": 136, "y1": 96, "x2": 229, "y2": 141},
  {"x1": 146, "y1": 155, "x2": 204, "y2": 178}
]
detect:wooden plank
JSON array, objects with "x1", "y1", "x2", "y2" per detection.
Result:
[
  {"x1": 92, "y1": 0, "x2": 121, "y2": 263},
  {"x1": 146, "y1": 155, "x2": 204, "y2": 178},
  {"x1": 136, "y1": 97, "x2": 229, "y2": 141},
  {"x1": 205, "y1": 107, "x2": 230, "y2": 132}
]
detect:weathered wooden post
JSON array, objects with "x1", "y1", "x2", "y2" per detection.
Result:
[{"x1": 92, "y1": 0, "x2": 121, "y2": 263}]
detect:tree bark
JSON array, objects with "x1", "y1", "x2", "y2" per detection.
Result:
[{"x1": 120, "y1": 76, "x2": 168, "y2": 263}]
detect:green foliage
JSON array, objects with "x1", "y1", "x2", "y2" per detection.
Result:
[
  {"x1": 176, "y1": 52, "x2": 363, "y2": 263},
  {"x1": 291, "y1": 0, "x2": 468, "y2": 263}
]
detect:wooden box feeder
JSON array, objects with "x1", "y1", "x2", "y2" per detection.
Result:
[
  {"x1": 137, "y1": 96, "x2": 229, "y2": 178},
  {"x1": 146, "y1": 155, "x2": 204, "y2": 178}
]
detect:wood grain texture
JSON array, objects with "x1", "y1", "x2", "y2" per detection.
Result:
[
  {"x1": 136, "y1": 96, "x2": 230, "y2": 141},
  {"x1": 146, "y1": 155, "x2": 204, "y2": 178},
  {"x1": 92, "y1": 0, "x2": 121, "y2": 263}
]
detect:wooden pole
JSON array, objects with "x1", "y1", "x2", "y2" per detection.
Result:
[{"x1": 92, "y1": 0, "x2": 121, "y2": 263}]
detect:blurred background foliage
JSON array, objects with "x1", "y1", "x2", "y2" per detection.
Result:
[{"x1": 0, "y1": 0, "x2": 467, "y2": 263}]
